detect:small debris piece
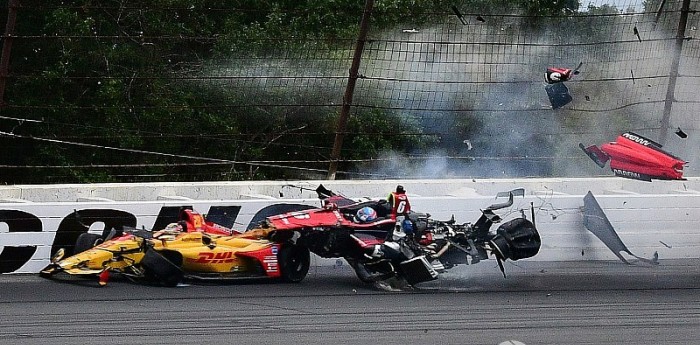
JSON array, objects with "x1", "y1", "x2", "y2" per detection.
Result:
[
  {"x1": 633, "y1": 26, "x2": 642, "y2": 42},
  {"x1": 675, "y1": 127, "x2": 687, "y2": 138},
  {"x1": 451, "y1": 6, "x2": 467, "y2": 25}
]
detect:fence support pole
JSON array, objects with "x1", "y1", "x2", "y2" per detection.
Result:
[
  {"x1": 0, "y1": 0, "x2": 19, "y2": 111},
  {"x1": 658, "y1": 0, "x2": 691, "y2": 144},
  {"x1": 327, "y1": 0, "x2": 374, "y2": 180}
]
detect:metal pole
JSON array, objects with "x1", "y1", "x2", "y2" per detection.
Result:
[
  {"x1": 327, "y1": 0, "x2": 374, "y2": 180},
  {"x1": 658, "y1": 0, "x2": 690, "y2": 144},
  {"x1": 0, "y1": 0, "x2": 19, "y2": 110}
]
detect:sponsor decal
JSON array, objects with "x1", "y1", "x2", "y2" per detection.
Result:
[
  {"x1": 263, "y1": 255, "x2": 278, "y2": 272},
  {"x1": 621, "y1": 132, "x2": 650, "y2": 146},
  {"x1": 189, "y1": 251, "x2": 236, "y2": 264},
  {"x1": 612, "y1": 169, "x2": 644, "y2": 180},
  {"x1": 0, "y1": 210, "x2": 41, "y2": 273},
  {"x1": 180, "y1": 237, "x2": 202, "y2": 242},
  {"x1": 281, "y1": 216, "x2": 290, "y2": 225}
]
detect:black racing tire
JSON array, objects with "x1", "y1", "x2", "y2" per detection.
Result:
[
  {"x1": 141, "y1": 249, "x2": 184, "y2": 287},
  {"x1": 278, "y1": 244, "x2": 310, "y2": 283},
  {"x1": 74, "y1": 233, "x2": 104, "y2": 254}
]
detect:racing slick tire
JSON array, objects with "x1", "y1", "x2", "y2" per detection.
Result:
[
  {"x1": 74, "y1": 233, "x2": 104, "y2": 254},
  {"x1": 141, "y1": 249, "x2": 184, "y2": 287},
  {"x1": 278, "y1": 244, "x2": 310, "y2": 283}
]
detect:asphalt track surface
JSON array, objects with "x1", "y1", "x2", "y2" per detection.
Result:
[{"x1": 1, "y1": 260, "x2": 699, "y2": 345}]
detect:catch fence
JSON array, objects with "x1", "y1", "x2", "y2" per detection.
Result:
[{"x1": 0, "y1": 0, "x2": 698, "y2": 182}]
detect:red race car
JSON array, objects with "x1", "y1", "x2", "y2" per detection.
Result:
[
  {"x1": 580, "y1": 132, "x2": 687, "y2": 181},
  {"x1": 241, "y1": 185, "x2": 541, "y2": 287}
]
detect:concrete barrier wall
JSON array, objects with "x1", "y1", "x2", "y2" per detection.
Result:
[{"x1": 1, "y1": 178, "x2": 699, "y2": 274}]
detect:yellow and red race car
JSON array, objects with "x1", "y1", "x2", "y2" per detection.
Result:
[{"x1": 40, "y1": 226, "x2": 310, "y2": 287}]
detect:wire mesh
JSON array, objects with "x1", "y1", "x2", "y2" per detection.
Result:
[{"x1": 0, "y1": 0, "x2": 698, "y2": 182}]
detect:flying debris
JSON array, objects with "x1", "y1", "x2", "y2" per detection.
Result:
[
  {"x1": 463, "y1": 139, "x2": 473, "y2": 150},
  {"x1": 545, "y1": 83, "x2": 572, "y2": 109},
  {"x1": 476, "y1": 15, "x2": 486, "y2": 23},
  {"x1": 544, "y1": 62, "x2": 582, "y2": 109},
  {"x1": 582, "y1": 191, "x2": 659, "y2": 265},
  {"x1": 545, "y1": 62, "x2": 582, "y2": 84},
  {"x1": 545, "y1": 67, "x2": 573, "y2": 84},
  {"x1": 654, "y1": 0, "x2": 668, "y2": 24},
  {"x1": 675, "y1": 127, "x2": 688, "y2": 138},
  {"x1": 496, "y1": 188, "x2": 524, "y2": 198},
  {"x1": 633, "y1": 26, "x2": 642, "y2": 42},
  {"x1": 579, "y1": 132, "x2": 687, "y2": 181},
  {"x1": 451, "y1": 6, "x2": 468, "y2": 25}
]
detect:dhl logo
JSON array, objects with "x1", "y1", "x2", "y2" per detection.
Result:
[{"x1": 190, "y1": 252, "x2": 235, "y2": 264}]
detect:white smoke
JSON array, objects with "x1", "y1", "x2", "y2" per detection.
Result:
[{"x1": 354, "y1": 8, "x2": 699, "y2": 179}]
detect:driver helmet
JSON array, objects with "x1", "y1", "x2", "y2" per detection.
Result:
[
  {"x1": 164, "y1": 222, "x2": 183, "y2": 232},
  {"x1": 401, "y1": 219, "x2": 414, "y2": 235},
  {"x1": 356, "y1": 206, "x2": 377, "y2": 223}
]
